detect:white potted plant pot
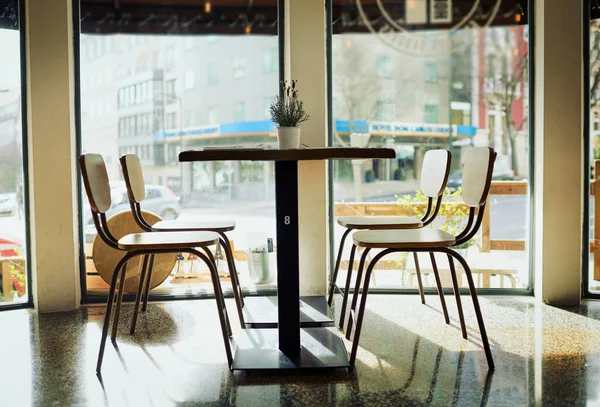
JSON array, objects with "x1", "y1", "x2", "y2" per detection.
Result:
[{"x1": 277, "y1": 126, "x2": 301, "y2": 149}]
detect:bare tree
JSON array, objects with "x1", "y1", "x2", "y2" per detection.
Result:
[
  {"x1": 590, "y1": 20, "x2": 600, "y2": 109},
  {"x1": 0, "y1": 99, "x2": 22, "y2": 193},
  {"x1": 332, "y1": 36, "x2": 383, "y2": 147},
  {"x1": 589, "y1": 21, "x2": 600, "y2": 160},
  {"x1": 333, "y1": 37, "x2": 416, "y2": 137},
  {"x1": 481, "y1": 30, "x2": 528, "y2": 175}
]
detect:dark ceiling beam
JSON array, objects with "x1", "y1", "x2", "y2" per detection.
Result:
[
  {"x1": 79, "y1": 3, "x2": 277, "y2": 34},
  {"x1": 0, "y1": 0, "x2": 546, "y2": 34}
]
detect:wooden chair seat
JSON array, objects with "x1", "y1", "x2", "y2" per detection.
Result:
[
  {"x1": 118, "y1": 231, "x2": 220, "y2": 251},
  {"x1": 152, "y1": 219, "x2": 236, "y2": 233},
  {"x1": 352, "y1": 229, "x2": 456, "y2": 249},
  {"x1": 337, "y1": 216, "x2": 422, "y2": 229}
]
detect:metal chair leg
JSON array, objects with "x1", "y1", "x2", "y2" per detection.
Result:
[
  {"x1": 130, "y1": 254, "x2": 150, "y2": 335},
  {"x1": 203, "y1": 246, "x2": 232, "y2": 338},
  {"x1": 219, "y1": 234, "x2": 245, "y2": 328},
  {"x1": 447, "y1": 254, "x2": 467, "y2": 339},
  {"x1": 413, "y1": 252, "x2": 426, "y2": 304},
  {"x1": 220, "y1": 234, "x2": 244, "y2": 308},
  {"x1": 429, "y1": 253, "x2": 450, "y2": 324},
  {"x1": 193, "y1": 249, "x2": 233, "y2": 369},
  {"x1": 346, "y1": 248, "x2": 370, "y2": 339},
  {"x1": 349, "y1": 250, "x2": 390, "y2": 366},
  {"x1": 447, "y1": 249, "x2": 494, "y2": 370},
  {"x1": 328, "y1": 228, "x2": 352, "y2": 306},
  {"x1": 338, "y1": 243, "x2": 356, "y2": 329},
  {"x1": 97, "y1": 255, "x2": 132, "y2": 373},
  {"x1": 111, "y1": 266, "x2": 128, "y2": 343},
  {"x1": 141, "y1": 254, "x2": 155, "y2": 312}
]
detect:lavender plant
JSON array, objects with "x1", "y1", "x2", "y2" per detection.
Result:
[{"x1": 269, "y1": 80, "x2": 309, "y2": 127}]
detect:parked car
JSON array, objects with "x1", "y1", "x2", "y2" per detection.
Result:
[
  {"x1": 0, "y1": 193, "x2": 16, "y2": 217},
  {"x1": 446, "y1": 162, "x2": 515, "y2": 192},
  {"x1": 83, "y1": 185, "x2": 180, "y2": 242}
]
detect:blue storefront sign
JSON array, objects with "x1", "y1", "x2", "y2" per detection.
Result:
[{"x1": 155, "y1": 120, "x2": 476, "y2": 141}]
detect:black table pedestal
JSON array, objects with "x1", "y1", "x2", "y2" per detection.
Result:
[
  {"x1": 275, "y1": 160, "x2": 301, "y2": 359},
  {"x1": 179, "y1": 148, "x2": 396, "y2": 372}
]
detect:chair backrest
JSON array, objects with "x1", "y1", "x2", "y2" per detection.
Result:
[
  {"x1": 461, "y1": 147, "x2": 495, "y2": 207},
  {"x1": 79, "y1": 153, "x2": 111, "y2": 214},
  {"x1": 120, "y1": 154, "x2": 146, "y2": 203},
  {"x1": 420, "y1": 149, "x2": 452, "y2": 198}
]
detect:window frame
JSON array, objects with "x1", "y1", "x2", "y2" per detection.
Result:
[
  {"x1": 233, "y1": 101, "x2": 246, "y2": 122},
  {"x1": 326, "y1": 0, "x2": 535, "y2": 297},
  {"x1": 74, "y1": 0, "x2": 285, "y2": 304},
  {"x1": 424, "y1": 61, "x2": 438, "y2": 83},
  {"x1": 0, "y1": 0, "x2": 33, "y2": 310},
  {"x1": 232, "y1": 57, "x2": 247, "y2": 79}
]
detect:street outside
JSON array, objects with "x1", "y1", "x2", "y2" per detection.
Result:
[
  {"x1": 1, "y1": 188, "x2": 591, "y2": 293},
  {"x1": 0, "y1": 193, "x2": 528, "y2": 267},
  {"x1": 0, "y1": 184, "x2": 530, "y2": 247}
]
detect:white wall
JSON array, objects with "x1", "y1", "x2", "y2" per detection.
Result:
[
  {"x1": 26, "y1": 0, "x2": 81, "y2": 312},
  {"x1": 533, "y1": 0, "x2": 583, "y2": 305}
]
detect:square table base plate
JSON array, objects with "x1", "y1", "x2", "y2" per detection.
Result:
[
  {"x1": 243, "y1": 295, "x2": 334, "y2": 328},
  {"x1": 232, "y1": 327, "x2": 350, "y2": 370}
]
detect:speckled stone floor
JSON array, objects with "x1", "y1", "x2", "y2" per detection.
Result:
[{"x1": 1, "y1": 295, "x2": 600, "y2": 406}]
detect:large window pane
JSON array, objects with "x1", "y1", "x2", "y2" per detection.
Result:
[
  {"x1": 78, "y1": 1, "x2": 279, "y2": 298},
  {"x1": 330, "y1": 1, "x2": 531, "y2": 292},
  {"x1": 0, "y1": 1, "x2": 28, "y2": 306},
  {"x1": 588, "y1": 15, "x2": 600, "y2": 293}
]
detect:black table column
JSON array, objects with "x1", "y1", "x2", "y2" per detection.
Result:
[{"x1": 274, "y1": 160, "x2": 301, "y2": 358}]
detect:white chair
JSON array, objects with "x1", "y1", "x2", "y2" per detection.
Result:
[
  {"x1": 119, "y1": 154, "x2": 246, "y2": 330},
  {"x1": 328, "y1": 149, "x2": 452, "y2": 328},
  {"x1": 346, "y1": 147, "x2": 496, "y2": 370},
  {"x1": 80, "y1": 153, "x2": 233, "y2": 372}
]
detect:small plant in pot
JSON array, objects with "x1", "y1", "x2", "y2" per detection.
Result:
[{"x1": 269, "y1": 80, "x2": 309, "y2": 149}]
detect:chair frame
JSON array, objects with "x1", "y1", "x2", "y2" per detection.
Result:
[
  {"x1": 345, "y1": 150, "x2": 496, "y2": 370},
  {"x1": 328, "y1": 150, "x2": 452, "y2": 328},
  {"x1": 120, "y1": 154, "x2": 246, "y2": 329},
  {"x1": 80, "y1": 155, "x2": 233, "y2": 373}
]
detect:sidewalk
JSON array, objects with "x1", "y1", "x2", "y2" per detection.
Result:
[
  {"x1": 182, "y1": 179, "x2": 421, "y2": 208},
  {"x1": 333, "y1": 180, "x2": 421, "y2": 202}
]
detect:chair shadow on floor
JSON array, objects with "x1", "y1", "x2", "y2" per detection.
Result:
[
  {"x1": 421, "y1": 302, "x2": 489, "y2": 347},
  {"x1": 89, "y1": 302, "x2": 183, "y2": 346},
  {"x1": 228, "y1": 304, "x2": 500, "y2": 406},
  {"x1": 25, "y1": 297, "x2": 600, "y2": 406},
  {"x1": 336, "y1": 304, "x2": 514, "y2": 407}
]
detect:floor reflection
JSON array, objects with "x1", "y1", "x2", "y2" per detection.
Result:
[{"x1": 2, "y1": 296, "x2": 600, "y2": 405}]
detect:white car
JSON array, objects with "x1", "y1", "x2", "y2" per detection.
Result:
[
  {"x1": 0, "y1": 193, "x2": 16, "y2": 217},
  {"x1": 83, "y1": 185, "x2": 181, "y2": 243}
]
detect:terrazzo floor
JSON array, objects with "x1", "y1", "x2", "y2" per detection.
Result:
[{"x1": 1, "y1": 294, "x2": 600, "y2": 406}]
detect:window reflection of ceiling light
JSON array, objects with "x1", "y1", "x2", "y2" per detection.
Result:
[
  {"x1": 245, "y1": 25, "x2": 252, "y2": 34},
  {"x1": 205, "y1": 2, "x2": 212, "y2": 14}
]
